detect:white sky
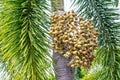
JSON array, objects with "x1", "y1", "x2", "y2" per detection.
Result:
[{"x1": 64, "y1": 0, "x2": 72, "y2": 11}]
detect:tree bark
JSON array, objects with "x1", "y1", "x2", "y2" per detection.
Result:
[
  {"x1": 52, "y1": 0, "x2": 75, "y2": 80},
  {"x1": 53, "y1": 53, "x2": 75, "y2": 80}
]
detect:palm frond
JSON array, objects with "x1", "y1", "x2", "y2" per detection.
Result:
[
  {"x1": 112, "y1": 0, "x2": 119, "y2": 6},
  {"x1": 0, "y1": 0, "x2": 54, "y2": 79},
  {"x1": 72, "y1": 0, "x2": 120, "y2": 80}
]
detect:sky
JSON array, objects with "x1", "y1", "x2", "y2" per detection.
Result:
[{"x1": 64, "y1": 0, "x2": 72, "y2": 11}]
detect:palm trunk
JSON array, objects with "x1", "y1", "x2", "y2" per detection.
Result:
[
  {"x1": 52, "y1": 0, "x2": 75, "y2": 80},
  {"x1": 53, "y1": 53, "x2": 75, "y2": 80}
]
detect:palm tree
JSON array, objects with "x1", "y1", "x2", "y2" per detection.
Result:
[{"x1": 0, "y1": 0, "x2": 120, "y2": 80}]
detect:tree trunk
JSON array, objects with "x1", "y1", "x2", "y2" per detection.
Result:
[
  {"x1": 52, "y1": 0, "x2": 75, "y2": 80},
  {"x1": 53, "y1": 53, "x2": 75, "y2": 80}
]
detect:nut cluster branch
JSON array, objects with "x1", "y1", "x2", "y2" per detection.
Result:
[{"x1": 49, "y1": 11, "x2": 99, "y2": 68}]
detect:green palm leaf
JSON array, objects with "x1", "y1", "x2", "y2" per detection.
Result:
[
  {"x1": 0, "y1": 0, "x2": 54, "y2": 80},
  {"x1": 72, "y1": 0, "x2": 120, "y2": 80}
]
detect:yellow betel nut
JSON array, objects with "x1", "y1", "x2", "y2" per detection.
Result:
[{"x1": 50, "y1": 10, "x2": 98, "y2": 68}]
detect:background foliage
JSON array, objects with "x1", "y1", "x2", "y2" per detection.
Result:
[
  {"x1": 72, "y1": 0, "x2": 120, "y2": 80},
  {"x1": 0, "y1": 0, "x2": 54, "y2": 80}
]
